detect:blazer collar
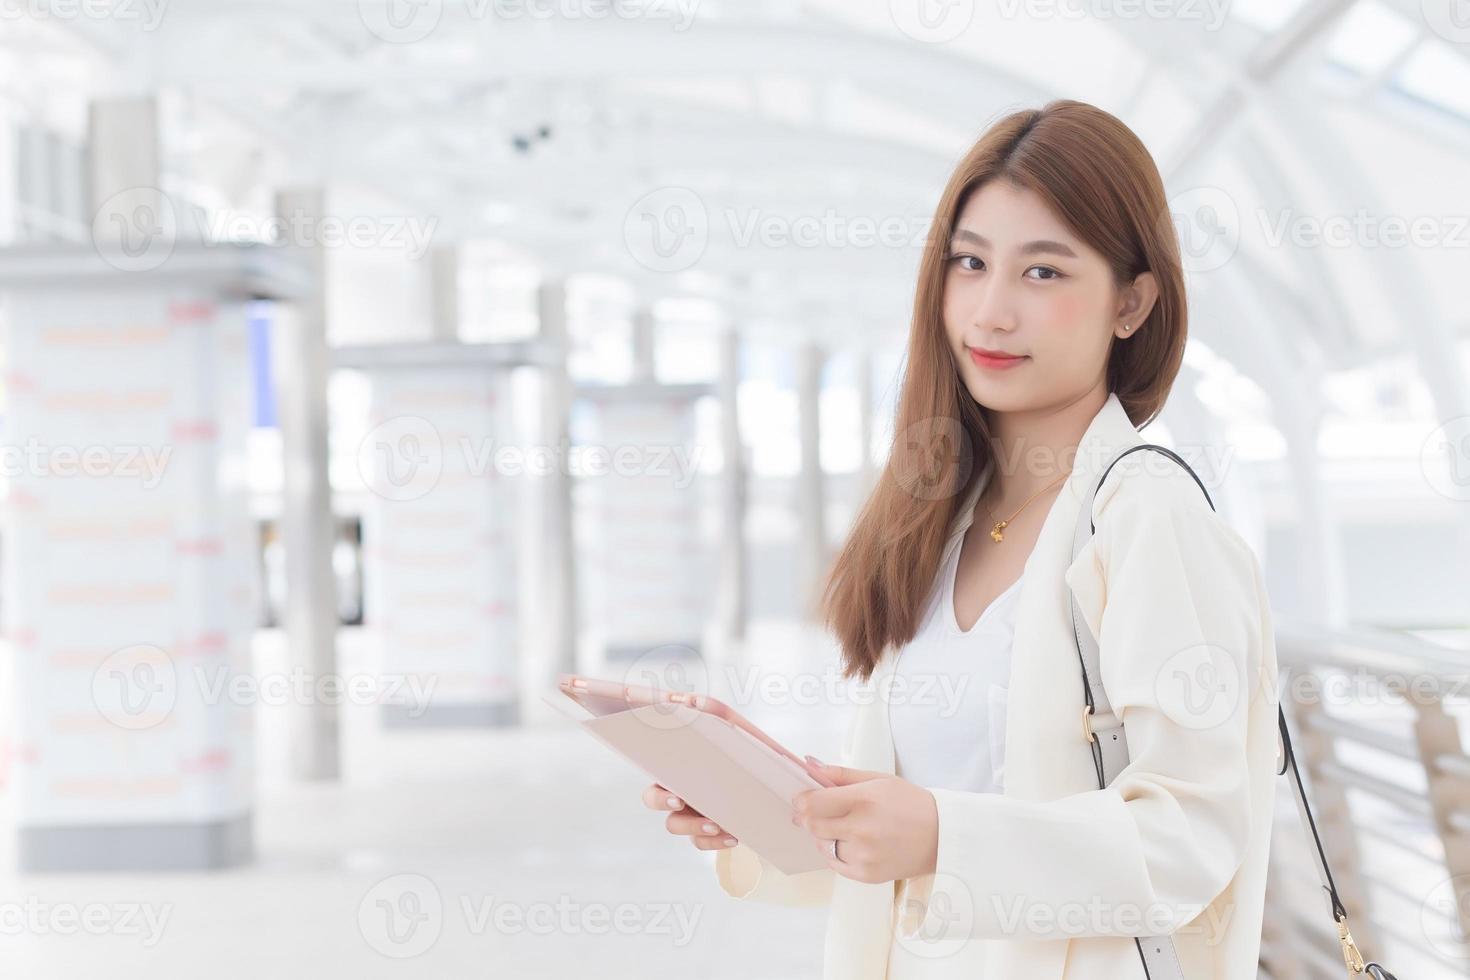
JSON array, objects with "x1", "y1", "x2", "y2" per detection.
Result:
[
  {"x1": 943, "y1": 390, "x2": 1143, "y2": 543},
  {"x1": 863, "y1": 390, "x2": 1146, "y2": 776}
]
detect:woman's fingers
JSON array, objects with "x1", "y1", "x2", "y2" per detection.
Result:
[
  {"x1": 691, "y1": 833, "x2": 740, "y2": 850},
  {"x1": 666, "y1": 811, "x2": 738, "y2": 848},
  {"x1": 643, "y1": 784, "x2": 737, "y2": 848},
  {"x1": 642, "y1": 782, "x2": 691, "y2": 812},
  {"x1": 666, "y1": 810, "x2": 722, "y2": 837}
]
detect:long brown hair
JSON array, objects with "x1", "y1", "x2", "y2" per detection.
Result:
[{"x1": 819, "y1": 99, "x2": 1188, "y2": 684}]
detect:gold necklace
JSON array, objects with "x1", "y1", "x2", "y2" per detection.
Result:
[{"x1": 986, "y1": 469, "x2": 1071, "y2": 543}]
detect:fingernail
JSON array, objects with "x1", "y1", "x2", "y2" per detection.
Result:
[
  {"x1": 723, "y1": 838, "x2": 738, "y2": 847},
  {"x1": 667, "y1": 796, "x2": 683, "y2": 809},
  {"x1": 702, "y1": 822, "x2": 718, "y2": 834},
  {"x1": 804, "y1": 755, "x2": 824, "y2": 768}
]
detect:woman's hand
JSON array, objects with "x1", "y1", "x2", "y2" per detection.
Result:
[
  {"x1": 791, "y1": 758, "x2": 938, "y2": 884},
  {"x1": 642, "y1": 782, "x2": 740, "y2": 851}
]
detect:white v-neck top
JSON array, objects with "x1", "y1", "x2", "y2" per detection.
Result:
[{"x1": 887, "y1": 535, "x2": 1024, "y2": 795}]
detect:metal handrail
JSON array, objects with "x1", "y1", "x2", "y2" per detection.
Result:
[
  {"x1": 1302, "y1": 711, "x2": 1418, "y2": 759},
  {"x1": 1266, "y1": 623, "x2": 1470, "y2": 980}
]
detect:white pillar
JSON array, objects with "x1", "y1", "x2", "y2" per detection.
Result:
[
  {"x1": 359, "y1": 360, "x2": 519, "y2": 727},
  {"x1": 0, "y1": 99, "x2": 270, "y2": 871},
  {"x1": 536, "y1": 280, "x2": 578, "y2": 676},
  {"x1": 796, "y1": 342, "x2": 827, "y2": 621},
  {"x1": 1281, "y1": 397, "x2": 1348, "y2": 628},
  {"x1": 428, "y1": 244, "x2": 459, "y2": 343},
  {"x1": 716, "y1": 325, "x2": 748, "y2": 643},
  {"x1": 88, "y1": 96, "x2": 159, "y2": 216},
  {"x1": 272, "y1": 187, "x2": 341, "y2": 780},
  {"x1": 0, "y1": 117, "x2": 16, "y2": 243},
  {"x1": 631, "y1": 306, "x2": 656, "y2": 383},
  {"x1": 1, "y1": 255, "x2": 273, "y2": 871}
]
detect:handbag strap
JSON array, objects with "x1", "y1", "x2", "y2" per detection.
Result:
[{"x1": 1067, "y1": 442, "x2": 1383, "y2": 978}]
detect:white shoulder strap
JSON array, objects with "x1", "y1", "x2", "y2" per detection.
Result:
[{"x1": 1067, "y1": 443, "x2": 1372, "y2": 978}]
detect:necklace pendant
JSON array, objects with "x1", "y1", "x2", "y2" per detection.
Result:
[{"x1": 990, "y1": 521, "x2": 1007, "y2": 543}]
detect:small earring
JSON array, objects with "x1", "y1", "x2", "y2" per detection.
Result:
[{"x1": 1122, "y1": 323, "x2": 1131, "y2": 331}]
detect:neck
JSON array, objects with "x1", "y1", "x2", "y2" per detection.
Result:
[{"x1": 980, "y1": 385, "x2": 1108, "y2": 513}]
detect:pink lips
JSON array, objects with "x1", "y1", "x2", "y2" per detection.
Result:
[{"x1": 969, "y1": 347, "x2": 1028, "y2": 370}]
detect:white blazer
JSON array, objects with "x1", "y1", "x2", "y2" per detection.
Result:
[{"x1": 714, "y1": 390, "x2": 1280, "y2": 980}]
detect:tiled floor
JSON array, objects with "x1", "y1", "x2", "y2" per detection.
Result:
[
  {"x1": 6, "y1": 622, "x2": 1460, "y2": 978},
  {"x1": 0, "y1": 620, "x2": 851, "y2": 979}
]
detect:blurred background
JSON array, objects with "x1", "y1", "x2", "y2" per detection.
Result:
[{"x1": 0, "y1": 0, "x2": 1467, "y2": 977}]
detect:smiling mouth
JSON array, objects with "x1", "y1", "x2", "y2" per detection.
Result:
[{"x1": 968, "y1": 347, "x2": 1028, "y2": 368}]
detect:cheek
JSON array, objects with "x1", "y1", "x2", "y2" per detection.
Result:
[
  {"x1": 941, "y1": 286, "x2": 966, "y2": 341},
  {"x1": 1041, "y1": 291, "x2": 1088, "y2": 328}
]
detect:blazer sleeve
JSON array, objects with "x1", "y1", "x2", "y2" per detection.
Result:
[
  {"x1": 713, "y1": 686, "x2": 867, "y2": 907},
  {"x1": 713, "y1": 841, "x2": 836, "y2": 906},
  {"x1": 894, "y1": 481, "x2": 1266, "y2": 942}
]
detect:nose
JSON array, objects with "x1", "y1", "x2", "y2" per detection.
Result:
[{"x1": 963, "y1": 274, "x2": 1021, "y2": 338}]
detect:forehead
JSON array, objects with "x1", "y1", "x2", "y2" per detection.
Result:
[{"x1": 953, "y1": 180, "x2": 1077, "y2": 246}]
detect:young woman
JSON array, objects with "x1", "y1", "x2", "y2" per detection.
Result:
[{"x1": 642, "y1": 99, "x2": 1279, "y2": 980}]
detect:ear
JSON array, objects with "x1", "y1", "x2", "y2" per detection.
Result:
[{"x1": 1115, "y1": 271, "x2": 1159, "y2": 339}]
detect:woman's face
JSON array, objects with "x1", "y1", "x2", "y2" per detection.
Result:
[{"x1": 942, "y1": 179, "x2": 1152, "y2": 414}]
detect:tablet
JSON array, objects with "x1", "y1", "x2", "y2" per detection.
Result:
[
  {"x1": 558, "y1": 673, "x2": 837, "y2": 789},
  {"x1": 553, "y1": 672, "x2": 838, "y2": 874}
]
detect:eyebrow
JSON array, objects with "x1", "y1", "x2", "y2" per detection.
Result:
[{"x1": 949, "y1": 228, "x2": 1078, "y2": 259}]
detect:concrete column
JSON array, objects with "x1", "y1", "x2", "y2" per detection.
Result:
[
  {"x1": 2, "y1": 261, "x2": 264, "y2": 870},
  {"x1": 1281, "y1": 397, "x2": 1348, "y2": 628},
  {"x1": 361, "y1": 363, "x2": 519, "y2": 727},
  {"x1": 0, "y1": 98, "x2": 267, "y2": 871},
  {"x1": 716, "y1": 326, "x2": 748, "y2": 643},
  {"x1": 536, "y1": 280, "x2": 578, "y2": 676},
  {"x1": 796, "y1": 342, "x2": 827, "y2": 621},
  {"x1": 88, "y1": 96, "x2": 159, "y2": 215},
  {"x1": 428, "y1": 244, "x2": 459, "y2": 343},
  {"x1": 272, "y1": 187, "x2": 341, "y2": 780},
  {"x1": 631, "y1": 306, "x2": 656, "y2": 383},
  {"x1": 0, "y1": 117, "x2": 16, "y2": 242}
]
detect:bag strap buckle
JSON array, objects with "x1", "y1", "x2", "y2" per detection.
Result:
[{"x1": 1337, "y1": 913, "x2": 1366, "y2": 975}]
